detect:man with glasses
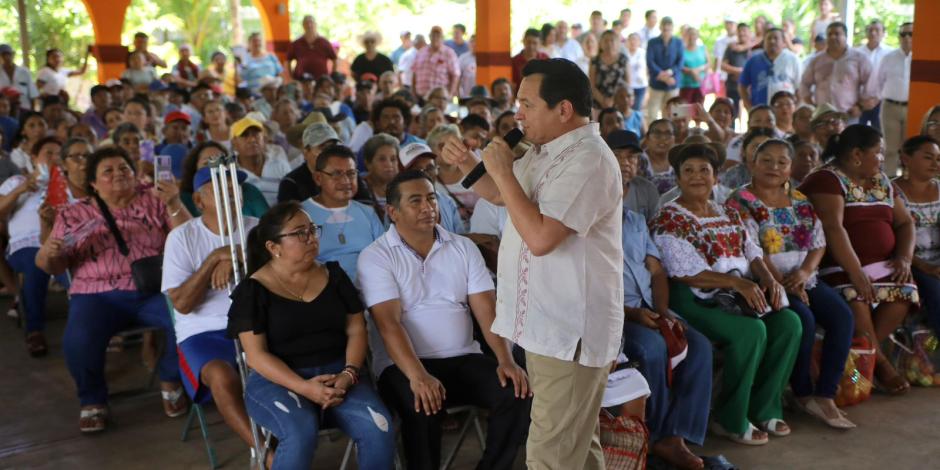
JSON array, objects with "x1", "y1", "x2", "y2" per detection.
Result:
[
  {"x1": 358, "y1": 170, "x2": 531, "y2": 470},
  {"x1": 810, "y1": 103, "x2": 847, "y2": 151},
  {"x1": 869, "y1": 22, "x2": 913, "y2": 176},
  {"x1": 231, "y1": 117, "x2": 291, "y2": 207},
  {"x1": 301, "y1": 144, "x2": 384, "y2": 283},
  {"x1": 161, "y1": 166, "x2": 259, "y2": 456}
]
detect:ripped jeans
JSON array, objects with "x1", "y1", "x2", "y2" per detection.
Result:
[{"x1": 244, "y1": 360, "x2": 395, "y2": 470}]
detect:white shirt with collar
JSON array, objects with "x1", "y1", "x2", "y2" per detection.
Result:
[
  {"x1": 0, "y1": 65, "x2": 39, "y2": 109},
  {"x1": 357, "y1": 224, "x2": 493, "y2": 377},
  {"x1": 491, "y1": 122, "x2": 624, "y2": 368},
  {"x1": 855, "y1": 43, "x2": 893, "y2": 71},
  {"x1": 555, "y1": 38, "x2": 585, "y2": 64},
  {"x1": 869, "y1": 48, "x2": 911, "y2": 103}
]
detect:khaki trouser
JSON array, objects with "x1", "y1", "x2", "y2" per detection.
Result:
[
  {"x1": 645, "y1": 88, "x2": 680, "y2": 124},
  {"x1": 525, "y1": 350, "x2": 609, "y2": 470},
  {"x1": 881, "y1": 99, "x2": 908, "y2": 178}
]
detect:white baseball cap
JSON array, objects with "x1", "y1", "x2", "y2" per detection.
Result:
[{"x1": 399, "y1": 142, "x2": 436, "y2": 169}]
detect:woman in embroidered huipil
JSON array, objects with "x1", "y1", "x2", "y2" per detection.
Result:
[
  {"x1": 893, "y1": 135, "x2": 940, "y2": 338},
  {"x1": 651, "y1": 143, "x2": 802, "y2": 446},
  {"x1": 801, "y1": 125, "x2": 918, "y2": 396},
  {"x1": 726, "y1": 139, "x2": 856, "y2": 429}
]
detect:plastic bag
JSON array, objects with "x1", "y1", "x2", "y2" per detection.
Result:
[
  {"x1": 886, "y1": 328, "x2": 940, "y2": 387},
  {"x1": 599, "y1": 409, "x2": 648, "y2": 470},
  {"x1": 834, "y1": 336, "x2": 875, "y2": 407}
]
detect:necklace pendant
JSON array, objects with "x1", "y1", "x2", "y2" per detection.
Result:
[{"x1": 338, "y1": 233, "x2": 346, "y2": 244}]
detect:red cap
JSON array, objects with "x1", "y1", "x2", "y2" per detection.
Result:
[
  {"x1": 360, "y1": 73, "x2": 379, "y2": 83},
  {"x1": 0, "y1": 87, "x2": 21, "y2": 99},
  {"x1": 164, "y1": 110, "x2": 192, "y2": 125}
]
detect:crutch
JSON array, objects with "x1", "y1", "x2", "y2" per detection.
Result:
[{"x1": 208, "y1": 155, "x2": 268, "y2": 469}]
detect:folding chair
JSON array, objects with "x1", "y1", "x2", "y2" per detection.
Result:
[{"x1": 440, "y1": 405, "x2": 487, "y2": 470}]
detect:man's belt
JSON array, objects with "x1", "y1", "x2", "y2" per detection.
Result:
[{"x1": 885, "y1": 98, "x2": 908, "y2": 106}]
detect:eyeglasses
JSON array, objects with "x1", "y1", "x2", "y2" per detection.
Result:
[
  {"x1": 415, "y1": 163, "x2": 439, "y2": 175},
  {"x1": 66, "y1": 153, "x2": 90, "y2": 162},
  {"x1": 275, "y1": 224, "x2": 322, "y2": 242},
  {"x1": 899, "y1": 32, "x2": 913, "y2": 38},
  {"x1": 318, "y1": 169, "x2": 359, "y2": 181}
]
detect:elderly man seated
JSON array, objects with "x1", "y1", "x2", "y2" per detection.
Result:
[
  {"x1": 231, "y1": 116, "x2": 292, "y2": 206},
  {"x1": 607, "y1": 130, "x2": 659, "y2": 221},
  {"x1": 162, "y1": 166, "x2": 260, "y2": 458},
  {"x1": 358, "y1": 170, "x2": 531, "y2": 470}
]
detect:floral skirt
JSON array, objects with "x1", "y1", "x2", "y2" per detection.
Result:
[{"x1": 822, "y1": 269, "x2": 920, "y2": 304}]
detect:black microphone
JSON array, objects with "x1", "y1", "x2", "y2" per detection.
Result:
[{"x1": 460, "y1": 128, "x2": 525, "y2": 189}]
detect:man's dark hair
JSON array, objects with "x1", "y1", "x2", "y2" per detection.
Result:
[
  {"x1": 612, "y1": 20, "x2": 622, "y2": 29},
  {"x1": 491, "y1": 77, "x2": 511, "y2": 93},
  {"x1": 460, "y1": 113, "x2": 490, "y2": 132},
  {"x1": 827, "y1": 22, "x2": 848, "y2": 35},
  {"x1": 31, "y1": 136, "x2": 62, "y2": 157},
  {"x1": 661, "y1": 16, "x2": 674, "y2": 27},
  {"x1": 591, "y1": 10, "x2": 603, "y2": 17},
  {"x1": 645, "y1": 10, "x2": 656, "y2": 19},
  {"x1": 765, "y1": 27, "x2": 785, "y2": 40},
  {"x1": 453, "y1": 24, "x2": 466, "y2": 34},
  {"x1": 112, "y1": 122, "x2": 142, "y2": 145},
  {"x1": 770, "y1": 90, "x2": 796, "y2": 106},
  {"x1": 387, "y1": 169, "x2": 434, "y2": 209},
  {"x1": 737, "y1": 22, "x2": 750, "y2": 31},
  {"x1": 314, "y1": 144, "x2": 356, "y2": 172},
  {"x1": 192, "y1": 83, "x2": 212, "y2": 95},
  {"x1": 524, "y1": 28, "x2": 540, "y2": 40},
  {"x1": 371, "y1": 98, "x2": 413, "y2": 127},
  {"x1": 134, "y1": 32, "x2": 148, "y2": 40},
  {"x1": 124, "y1": 96, "x2": 152, "y2": 116},
  {"x1": 621, "y1": 8, "x2": 631, "y2": 15},
  {"x1": 597, "y1": 107, "x2": 622, "y2": 125},
  {"x1": 90, "y1": 85, "x2": 109, "y2": 99},
  {"x1": 521, "y1": 59, "x2": 592, "y2": 118},
  {"x1": 900, "y1": 22, "x2": 913, "y2": 31},
  {"x1": 40, "y1": 95, "x2": 64, "y2": 110}
]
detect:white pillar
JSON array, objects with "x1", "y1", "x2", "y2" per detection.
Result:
[{"x1": 840, "y1": 0, "x2": 856, "y2": 45}]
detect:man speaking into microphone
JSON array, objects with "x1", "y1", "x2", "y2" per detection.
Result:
[{"x1": 441, "y1": 58, "x2": 624, "y2": 469}]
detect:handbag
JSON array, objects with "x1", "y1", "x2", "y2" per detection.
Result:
[
  {"x1": 694, "y1": 289, "x2": 765, "y2": 318},
  {"x1": 94, "y1": 195, "x2": 163, "y2": 295},
  {"x1": 599, "y1": 409, "x2": 648, "y2": 470}
]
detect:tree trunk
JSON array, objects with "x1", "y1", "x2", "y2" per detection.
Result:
[
  {"x1": 16, "y1": 0, "x2": 30, "y2": 69},
  {"x1": 229, "y1": 0, "x2": 243, "y2": 47}
]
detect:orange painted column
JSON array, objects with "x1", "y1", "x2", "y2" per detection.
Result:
[
  {"x1": 252, "y1": 0, "x2": 292, "y2": 64},
  {"x1": 80, "y1": 0, "x2": 132, "y2": 82},
  {"x1": 908, "y1": 0, "x2": 940, "y2": 136},
  {"x1": 475, "y1": 0, "x2": 512, "y2": 88}
]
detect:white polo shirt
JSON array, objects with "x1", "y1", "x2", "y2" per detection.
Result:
[
  {"x1": 357, "y1": 224, "x2": 493, "y2": 377},
  {"x1": 490, "y1": 122, "x2": 625, "y2": 368}
]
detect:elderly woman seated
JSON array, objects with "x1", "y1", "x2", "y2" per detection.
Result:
[
  {"x1": 649, "y1": 143, "x2": 802, "y2": 446},
  {"x1": 726, "y1": 139, "x2": 856, "y2": 429},
  {"x1": 892, "y1": 136, "x2": 940, "y2": 338},
  {"x1": 35, "y1": 146, "x2": 192, "y2": 433},
  {"x1": 801, "y1": 125, "x2": 919, "y2": 396}
]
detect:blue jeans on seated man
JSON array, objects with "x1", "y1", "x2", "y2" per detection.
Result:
[
  {"x1": 7, "y1": 247, "x2": 70, "y2": 333},
  {"x1": 913, "y1": 268, "x2": 940, "y2": 337},
  {"x1": 244, "y1": 360, "x2": 395, "y2": 470},
  {"x1": 786, "y1": 281, "x2": 854, "y2": 399},
  {"x1": 63, "y1": 290, "x2": 180, "y2": 406},
  {"x1": 622, "y1": 317, "x2": 712, "y2": 446}
]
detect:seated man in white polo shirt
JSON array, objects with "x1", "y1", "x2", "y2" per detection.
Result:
[
  {"x1": 162, "y1": 167, "x2": 258, "y2": 455},
  {"x1": 302, "y1": 144, "x2": 386, "y2": 283},
  {"x1": 357, "y1": 170, "x2": 531, "y2": 470}
]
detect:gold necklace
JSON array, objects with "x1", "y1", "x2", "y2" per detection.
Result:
[{"x1": 273, "y1": 267, "x2": 313, "y2": 301}]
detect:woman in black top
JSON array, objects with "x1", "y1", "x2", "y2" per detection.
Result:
[{"x1": 228, "y1": 201, "x2": 394, "y2": 469}]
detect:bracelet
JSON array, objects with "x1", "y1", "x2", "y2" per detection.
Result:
[
  {"x1": 341, "y1": 369, "x2": 359, "y2": 385},
  {"x1": 344, "y1": 364, "x2": 360, "y2": 375}
]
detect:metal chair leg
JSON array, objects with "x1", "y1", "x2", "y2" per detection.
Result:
[
  {"x1": 181, "y1": 404, "x2": 197, "y2": 442},
  {"x1": 441, "y1": 409, "x2": 477, "y2": 470},
  {"x1": 339, "y1": 439, "x2": 354, "y2": 470},
  {"x1": 194, "y1": 404, "x2": 219, "y2": 469}
]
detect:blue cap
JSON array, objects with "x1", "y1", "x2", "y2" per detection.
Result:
[
  {"x1": 193, "y1": 166, "x2": 248, "y2": 192},
  {"x1": 149, "y1": 80, "x2": 169, "y2": 92}
]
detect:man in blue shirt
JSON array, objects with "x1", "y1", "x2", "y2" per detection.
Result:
[
  {"x1": 302, "y1": 145, "x2": 386, "y2": 282},
  {"x1": 645, "y1": 17, "x2": 684, "y2": 124},
  {"x1": 444, "y1": 24, "x2": 470, "y2": 57},
  {"x1": 621, "y1": 208, "x2": 713, "y2": 470}
]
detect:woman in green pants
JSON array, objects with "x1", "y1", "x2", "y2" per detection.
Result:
[{"x1": 648, "y1": 143, "x2": 802, "y2": 446}]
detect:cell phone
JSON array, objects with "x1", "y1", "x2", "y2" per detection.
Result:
[
  {"x1": 671, "y1": 104, "x2": 695, "y2": 120},
  {"x1": 139, "y1": 140, "x2": 155, "y2": 163},
  {"x1": 155, "y1": 155, "x2": 174, "y2": 183}
]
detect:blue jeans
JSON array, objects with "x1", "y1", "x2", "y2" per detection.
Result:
[
  {"x1": 6, "y1": 247, "x2": 69, "y2": 333},
  {"x1": 786, "y1": 281, "x2": 855, "y2": 398},
  {"x1": 633, "y1": 87, "x2": 647, "y2": 112},
  {"x1": 913, "y1": 268, "x2": 940, "y2": 336},
  {"x1": 245, "y1": 361, "x2": 395, "y2": 470},
  {"x1": 622, "y1": 318, "x2": 712, "y2": 445},
  {"x1": 63, "y1": 290, "x2": 179, "y2": 405}
]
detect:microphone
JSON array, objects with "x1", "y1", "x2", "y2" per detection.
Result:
[{"x1": 460, "y1": 128, "x2": 525, "y2": 189}]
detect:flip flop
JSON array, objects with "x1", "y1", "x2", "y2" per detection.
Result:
[{"x1": 710, "y1": 422, "x2": 768, "y2": 446}]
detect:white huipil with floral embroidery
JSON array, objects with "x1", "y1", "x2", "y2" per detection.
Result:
[
  {"x1": 895, "y1": 180, "x2": 940, "y2": 265},
  {"x1": 650, "y1": 201, "x2": 764, "y2": 300},
  {"x1": 490, "y1": 123, "x2": 624, "y2": 369}
]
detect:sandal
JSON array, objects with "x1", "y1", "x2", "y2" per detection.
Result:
[
  {"x1": 25, "y1": 331, "x2": 48, "y2": 357},
  {"x1": 802, "y1": 398, "x2": 856, "y2": 429},
  {"x1": 161, "y1": 387, "x2": 189, "y2": 418},
  {"x1": 79, "y1": 406, "x2": 108, "y2": 433},
  {"x1": 710, "y1": 422, "x2": 768, "y2": 446},
  {"x1": 758, "y1": 419, "x2": 791, "y2": 437}
]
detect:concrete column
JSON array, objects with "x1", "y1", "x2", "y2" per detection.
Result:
[
  {"x1": 251, "y1": 0, "x2": 292, "y2": 63},
  {"x1": 80, "y1": 0, "x2": 132, "y2": 82},
  {"x1": 474, "y1": 0, "x2": 512, "y2": 88},
  {"x1": 908, "y1": 0, "x2": 940, "y2": 136}
]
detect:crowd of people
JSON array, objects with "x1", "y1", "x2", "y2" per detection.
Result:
[{"x1": 0, "y1": 1, "x2": 935, "y2": 469}]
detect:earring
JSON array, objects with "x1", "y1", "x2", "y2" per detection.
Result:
[
  {"x1": 902, "y1": 166, "x2": 910, "y2": 180},
  {"x1": 275, "y1": 253, "x2": 281, "y2": 258},
  {"x1": 854, "y1": 160, "x2": 862, "y2": 167}
]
